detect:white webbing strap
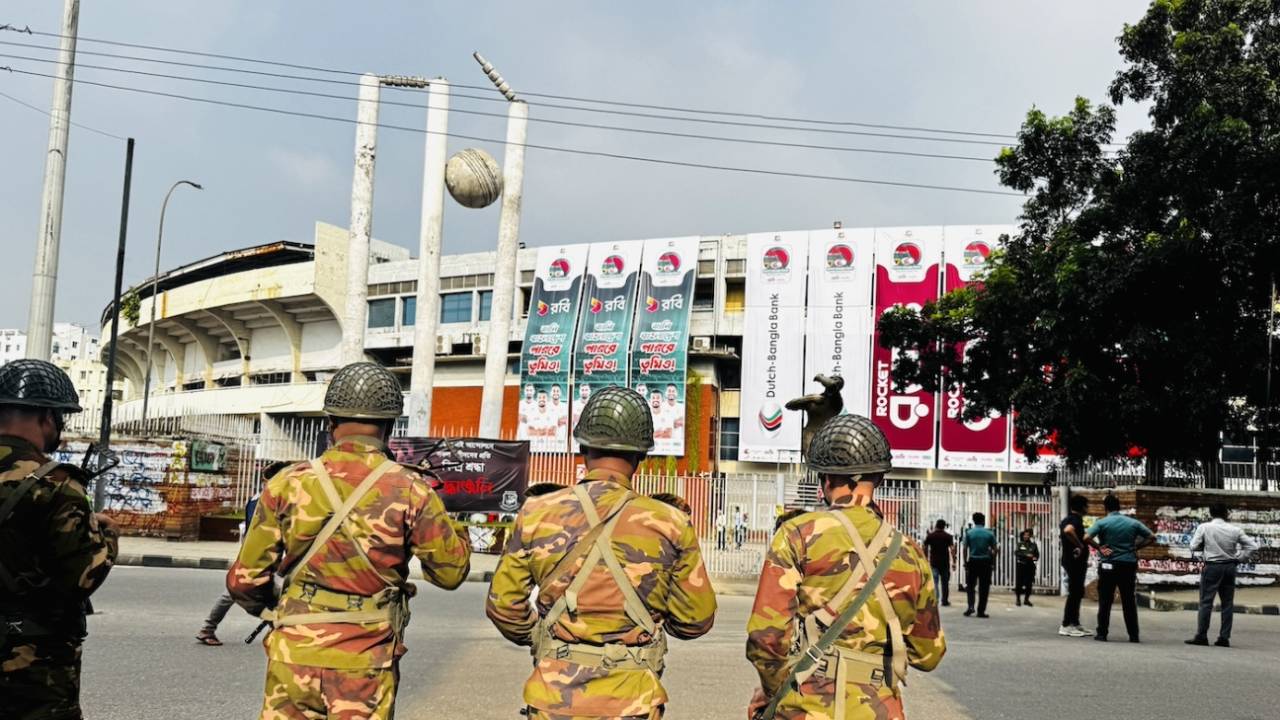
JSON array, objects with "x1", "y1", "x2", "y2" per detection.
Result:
[{"x1": 830, "y1": 510, "x2": 908, "y2": 685}]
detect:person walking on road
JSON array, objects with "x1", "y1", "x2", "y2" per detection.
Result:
[
  {"x1": 1014, "y1": 529, "x2": 1039, "y2": 607},
  {"x1": 0, "y1": 359, "x2": 118, "y2": 720},
  {"x1": 963, "y1": 513, "x2": 997, "y2": 618},
  {"x1": 923, "y1": 519, "x2": 955, "y2": 607},
  {"x1": 1185, "y1": 502, "x2": 1260, "y2": 648},
  {"x1": 1058, "y1": 495, "x2": 1092, "y2": 637},
  {"x1": 486, "y1": 386, "x2": 717, "y2": 720},
  {"x1": 746, "y1": 414, "x2": 945, "y2": 720},
  {"x1": 195, "y1": 461, "x2": 289, "y2": 646},
  {"x1": 1086, "y1": 494, "x2": 1155, "y2": 643},
  {"x1": 228, "y1": 362, "x2": 471, "y2": 719}
]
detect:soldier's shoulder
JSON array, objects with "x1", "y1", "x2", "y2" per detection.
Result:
[
  {"x1": 629, "y1": 493, "x2": 690, "y2": 529},
  {"x1": 519, "y1": 485, "x2": 575, "y2": 518}
]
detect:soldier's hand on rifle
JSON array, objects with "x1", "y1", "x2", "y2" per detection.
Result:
[
  {"x1": 94, "y1": 513, "x2": 117, "y2": 534},
  {"x1": 747, "y1": 687, "x2": 768, "y2": 719}
]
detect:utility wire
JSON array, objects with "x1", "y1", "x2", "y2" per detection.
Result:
[
  {"x1": 0, "y1": 35, "x2": 1028, "y2": 148},
  {"x1": 4, "y1": 65, "x2": 1025, "y2": 197},
  {"x1": 0, "y1": 51, "x2": 997, "y2": 163},
  {"x1": 3, "y1": 25, "x2": 1029, "y2": 141},
  {"x1": 0, "y1": 83, "x2": 125, "y2": 140}
]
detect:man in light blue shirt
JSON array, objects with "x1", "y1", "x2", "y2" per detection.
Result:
[
  {"x1": 1086, "y1": 494, "x2": 1155, "y2": 642},
  {"x1": 963, "y1": 512, "x2": 999, "y2": 618}
]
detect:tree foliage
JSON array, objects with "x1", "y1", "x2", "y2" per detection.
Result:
[{"x1": 880, "y1": 0, "x2": 1280, "y2": 468}]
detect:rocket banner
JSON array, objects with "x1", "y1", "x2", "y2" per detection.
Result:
[
  {"x1": 872, "y1": 227, "x2": 943, "y2": 469},
  {"x1": 517, "y1": 244, "x2": 590, "y2": 453},
  {"x1": 803, "y1": 228, "x2": 876, "y2": 417},
  {"x1": 629, "y1": 236, "x2": 700, "y2": 456},
  {"x1": 570, "y1": 240, "x2": 645, "y2": 452},
  {"x1": 938, "y1": 226, "x2": 1012, "y2": 471},
  {"x1": 740, "y1": 231, "x2": 810, "y2": 464}
]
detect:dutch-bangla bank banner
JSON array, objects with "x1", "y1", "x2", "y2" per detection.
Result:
[
  {"x1": 740, "y1": 232, "x2": 809, "y2": 464},
  {"x1": 517, "y1": 244, "x2": 589, "y2": 454},
  {"x1": 872, "y1": 227, "x2": 942, "y2": 469},
  {"x1": 938, "y1": 226, "x2": 1012, "y2": 471},
  {"x1": 803, "y1": 228, "x2": 875, "y2": 417},
  {"x1": 629, "y1": 236, "x2": 700, "y2": 456},
  {"x1": 570, "y1": 240, "x2": 645, "y2": 452}
]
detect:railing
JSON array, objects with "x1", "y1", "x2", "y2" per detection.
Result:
[{"x1": 1057, "y1": 458, "x2": 1279, "y2": 492}]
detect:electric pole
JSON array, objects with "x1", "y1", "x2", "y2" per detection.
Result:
[{"x1": 26, "y1": 0, "x2": 80, "y2": 360}]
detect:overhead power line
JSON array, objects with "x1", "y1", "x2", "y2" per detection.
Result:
[
  {"x1": 2, "y1": 25, "x2": 1031, "y2": 140},
  {"x1": 0, "y1": 85, "x2": 125, "y2": 140},
  {"x1": 4, "y1": 65, "x2": 1025, "y2": 197},
  {"x1": 0, "y1": 37, "x2": 1023, "y2": 148},
  {"x1": 0, "y1": 51, "x2": 998, "y2": 163}
]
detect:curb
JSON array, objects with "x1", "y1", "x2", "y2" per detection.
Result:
[{"x1": 1136, "y1": 591, "x2": 1280, "y2": 615}]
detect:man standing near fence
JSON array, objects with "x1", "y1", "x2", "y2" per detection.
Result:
[
  {"x1": 227, "y1": 362, "x2": 471, "y2": 719},
  {"x1": 1086, "y1": 494, "x2": 1154, "y2": 643},
  {"x1": 1058, "y1": 494, "x2": 1092, "y2": 637},
  {"x1": 963, "y1": 513, "x2": 997, "y2": 618},
  {"x1": 1185, "y1": 502, "x2": 1259, "y2": 648},
  {"x1": 923, "y1": 519, "x2": 954, "y2": 607},
  {"x1": 486, "y1": 386, "x2": 717, "y2": 719},
  {"x1": 746, "y1": 414, "x2": 945, "y2": 720}
]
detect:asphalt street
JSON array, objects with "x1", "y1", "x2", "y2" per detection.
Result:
[{"x1": 82, "y1": 566, "x2": 1279, "y2": 719}]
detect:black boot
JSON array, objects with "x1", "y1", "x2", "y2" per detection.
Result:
[
  {"x1": 1016, "y1": 595, "x2": 1022, "y2": 607},
  {"x1": 1024, "y1": 594, "x2": 1034, "y2": 607}
]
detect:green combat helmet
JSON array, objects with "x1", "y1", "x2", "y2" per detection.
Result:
[
  {"x1": 806, "y1": 414, "x2": 892, "y2": 479},
  {"x1": 573, "y1": 386, "x2": 654, "y2": 454},
  {"x1": 0, "y1": 358, "x2": 83, "y2": 413},
  {"x1": 323, "y1": 362, "x2": 403, "y2": 419}
]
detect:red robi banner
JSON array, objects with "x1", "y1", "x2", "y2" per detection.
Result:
[
  {"x1": 938, "y1": 226, "x2": 1011, "y2": 471},
  {"x1": 872, "y1": 227, "x2": 942, "y2": 468}
]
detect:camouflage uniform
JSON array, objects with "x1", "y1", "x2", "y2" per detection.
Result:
[
  {"x1": 486, "y1": 387, "x2": 717, "y2": 719},
  {"x1": 228, "y1": 362, "x2": 471, "y2": 720},
  {"x1": 747, "y1": 415, "x2": 945, "y2": 720},
  {"x1": 0, "y1": 360, "x2": 118, "y2": 720}
]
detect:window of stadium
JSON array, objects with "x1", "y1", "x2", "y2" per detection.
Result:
[
  {"x1": 440, "y1": 293, "x2": 473, "y2": 324},
  {"x1": 367, "y1": 298, "x2": 396, "y2": 329},
  {"x1": 719, "y1": 418, "x2": 740, "y2": 461},
  {"x1": 402, "y1": 296, "x2": 417, "y2": 326},
  {"x1": 479, "y1": 290, "x2": 494, "y2": 321}
]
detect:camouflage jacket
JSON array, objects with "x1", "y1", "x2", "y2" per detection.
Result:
[
  {"x1": 0, "y1": 436, "x2": 117, "y2": 636},
  {"x1": 486, "y1": 468, "x2": 717, "y2": 716},
  {"x1": 746, "y1": 494, "x2": 945, "y2": 719},
  {"x1": 227, "y1": 436, "x2": 471, "y2": 670}
]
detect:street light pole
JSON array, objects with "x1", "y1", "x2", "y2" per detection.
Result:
[{"x1": 140, "y1": 180, "x2": 202, "y2": 427}]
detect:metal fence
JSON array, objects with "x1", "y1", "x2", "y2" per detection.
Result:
[{"x1": 1057, "y1": 458, "x2": 1279, "y2": 492}]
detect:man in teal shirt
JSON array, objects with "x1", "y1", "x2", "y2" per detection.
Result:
[
  {"x1": 1086, "y1": 494, "x2": 1155, "y2": 642},
  {"x1": 964, "y1": 512, "x2": 998, "y2": 618}
]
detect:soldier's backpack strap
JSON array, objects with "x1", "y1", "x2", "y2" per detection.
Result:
[
  {"x1": 759, "y1": 522, "x2": 904, "y2": 720},
  {"x1": 283, "y1": 458, "x2": 399, "y2": 589},
  {"x1": 829, "y1": 511, "x2": 909, "y2": 685},
  {"x1": 572, "y1": 483, "x2": 657, "y2": 636},
  {"x1": 0, "y1": 460, "x2": 61, "y2": 594}
]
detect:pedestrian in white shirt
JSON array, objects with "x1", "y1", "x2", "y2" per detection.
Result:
[{"x1": 1185, "y1": 502, "x2": 1261, "y2": 648}]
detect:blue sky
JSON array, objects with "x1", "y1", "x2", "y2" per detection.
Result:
[{"x1": 1, "y1": 1, "x2": 1151, "y2": 329}]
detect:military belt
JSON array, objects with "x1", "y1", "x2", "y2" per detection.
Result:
[
  {"x1": 265, "y1": 583, "x2": 408, "y2": 629},
  {"x1": 533, "y1": 631, "x2": 667, "y2": 674}
]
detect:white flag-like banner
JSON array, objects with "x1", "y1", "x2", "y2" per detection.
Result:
[
  {"x1": 803, "y1": 228, "x2": 876, "y2": 417},
  {"x1": 740, "y1": 231, "x2": 810, "y2": 463}
]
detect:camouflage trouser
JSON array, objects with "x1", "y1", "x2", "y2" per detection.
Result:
[
  {"x1": 0, "y1": 641, "x2": 83, "y2": 720},
  {"x1": 525, "y1": 709, "x2": 663, "y2": 719},
  {"x1": 260, "y1": 660, "x2": 398, "y2": 720}
]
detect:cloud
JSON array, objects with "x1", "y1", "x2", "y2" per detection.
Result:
[{"x1": 268, "y1": 147, "x2": 341, "y2": 192}]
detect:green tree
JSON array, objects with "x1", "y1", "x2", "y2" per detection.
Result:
[
  {"x1": 120, "y1": 290, "x2": 141, "y2": 327},
  {"x1": 880, "y1": 0, "x2": 1280, "y2": 480}
]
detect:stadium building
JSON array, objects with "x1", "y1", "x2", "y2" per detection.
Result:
[{"x1": 99, "y1": 220, "x2": 1044, "y2": 482}]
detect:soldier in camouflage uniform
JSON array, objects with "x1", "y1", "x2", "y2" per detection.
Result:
[
  {"x1": 227, "y1": 361, "x2": 471, "y2": 720},
  {"x1": 746, "y1": 415, "x2": 945, "y2": 720},
  {"x1": 487, "y1": 386, "x2": 717, "y2": 720},
  {"x1": 0, "y1": 359, "x2": 118, "y2": 720}
]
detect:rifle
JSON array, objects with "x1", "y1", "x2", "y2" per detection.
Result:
[{"x1": 245, "y1": 620, "x2": 270, "y2": 644}]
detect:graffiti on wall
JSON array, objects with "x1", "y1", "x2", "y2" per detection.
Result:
[
  {"x1": 54, "y1": 441, "x2": 187, "y2": 515},
  {"x1": 1136, "y1": 505, "x2": 1280, "y2": 586}
]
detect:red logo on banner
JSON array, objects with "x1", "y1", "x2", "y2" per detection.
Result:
[
  {"x1": 657, "y1": 252, "x2": 681, "y2": 274},
  {"x1": 590, "y1": 297, "x2": 603, "y2": 314},
  {"x1": 548, "y1": 258, "x2": 571, "y2": 278},
  {"x1": 872, "y1": 257, "x2": 940, "y2": 467},
  {"x1": 645, "y1": 295, "x2": 660, "y2": 313},
  {"x1": 892, "y1": 243, "x2": 921, "y2": 267},
  {"x1": 963, "y1": 241, "x2": 991, "y2": 268},
  {"x1": 826, "y1": 243, "x2": 854, "y2": 268},
  {"x1": 938, "y1": 258, "x2": 1008, "y2": 469},
  {"x1": 763, "y1": 246, "x2": 791, "y2": 271},
  {"x1": 602, "y1": 255, "x2": 625, "y2": 275},
  {"x1": 536, "y1": 300, "x2": 550, "y2": 317}
]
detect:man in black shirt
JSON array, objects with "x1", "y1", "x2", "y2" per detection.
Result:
[
  {"x1": 923, "y1": 518, "x2": 955, "y2": 606},
  {"x1": 1059, "y1": 494, "x2": 1092, "y2": 637}
]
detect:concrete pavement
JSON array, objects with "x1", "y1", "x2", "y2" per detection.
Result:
[{"x1": 81, "y1": 565, "x2": 1279, "y2": 719}]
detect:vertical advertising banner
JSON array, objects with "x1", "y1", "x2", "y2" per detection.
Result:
[
  {"x1": 629, "y1": 237, "x2": 700, "y2": 456},
  {"x1": 872, "y1": 227, "x2": 943, "y2": 468},
  {"x1": 740, "y1": 231, "x2": 810, "y2": 464},
  {"x1": 517, "y1": 244, "x2": 590, "y2": 453},
  {"x1": 803, "y1": 228, "x2": 876, "y2": 417},
  {"x1": 570, "y1": 240, "x2": 645, "y2": 451},
  {"x1": 938, "y1": 226, "x2": 1011, "y2": 471}
]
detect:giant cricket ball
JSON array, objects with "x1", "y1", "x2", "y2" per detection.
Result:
[{"x1": 444, "y1": 148, "x2": 503, "y2": 209}]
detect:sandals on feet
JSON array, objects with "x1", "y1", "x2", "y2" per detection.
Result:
[{"x1": 195, "y1": 631, "x2": 223, "y2": 646}]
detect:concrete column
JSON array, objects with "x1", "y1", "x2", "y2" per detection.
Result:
[
  {"x1": 26, "y1": 0, "x2": 80, "y2": 360},
  {"x1": 339, "y1": 74, "x2": 381, "y2": 365},
  {"x1": 407, "y1": 80, "x2": 450, "y2": 436},
  {"x1": 478, "y1": 101, "x2": 529, "y2": 439}
]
